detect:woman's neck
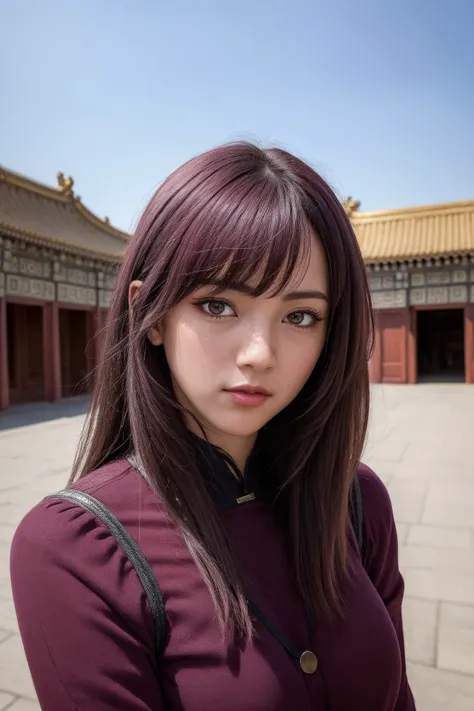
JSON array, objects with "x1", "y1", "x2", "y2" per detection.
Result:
[{"x1": 186, "y1": 418, "x2": 257, "y2": 473}]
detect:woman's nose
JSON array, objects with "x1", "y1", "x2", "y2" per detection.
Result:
[{"x1": 235, "y1": 329, "x2": 276, "y2": 371}]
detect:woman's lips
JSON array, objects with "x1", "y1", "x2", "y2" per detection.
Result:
[{"x1": 224, "y1": 386, "x2": 271, "y2": 407}]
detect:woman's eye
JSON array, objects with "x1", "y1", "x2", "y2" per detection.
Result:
[
  {"x1": 284, "y1": 311, "x2": 318, "y2": 328},
  {"x1": 201, "y1": 300, "x2": 234, "y2": 317}
]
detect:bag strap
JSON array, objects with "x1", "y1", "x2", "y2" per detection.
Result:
[
  {"x1": 46, "y1": 489, "x2": 167, "y2": 658},
  {"x1": 349, "y1": 472, "x2": 364, "y2": 559}
]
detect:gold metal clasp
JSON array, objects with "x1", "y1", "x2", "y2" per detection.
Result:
[{"x1": 236, "y1": 492, "x2": 256, "y2": 505}]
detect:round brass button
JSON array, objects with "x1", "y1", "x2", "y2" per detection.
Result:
[{"x1": 300, "y1": 650, "x2": 318, "y2": 674}]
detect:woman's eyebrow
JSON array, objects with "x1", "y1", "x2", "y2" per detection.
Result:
[
  {"x1": 197, "y1": 280, "x2": 253, "y2": 295},
  {"x1": 281, "y1": 290, "x2": 328, "y2": 302}
]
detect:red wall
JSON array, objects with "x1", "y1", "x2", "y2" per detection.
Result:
[{"x1": 379, "y1": 310, "x2": 409, "y2": 383}]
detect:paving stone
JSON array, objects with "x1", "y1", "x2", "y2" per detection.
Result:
[
  {"x1": 0, "y1": 542, "x2": 10, "y2": 581},
  {"x1": 0, "y1": 628, "x2": 12, "y2": 644},
  {"x1": 0, "y1": 477, "x2": 29, "y2": 493},
  {"x1": 391, "y1": 498, "x2": 425, "y2": 525},
  {"x1": 6, "y1": 698, "x2": 41, "y2": 711},
  {"x1": 0, "y1": 596, "x2": 20, "y2": 634},
  {"x1": 387, "y1": 481, "x2": 428, "y2": 526},
  {"x1": 2, "y1": 383, "x2": 474, "y2": 707},
  {"x1": 403, "y1": 568, "x2": 474, "y2": 606},
  {"x1": 0, "y1": 634, "x2": 36, "y2": 699},
  {"x1": 408, "y1": 524, "x2": 473, "y2": 549},
  {"x1": 426, "y1": 472, "x2": 474, "y2": 486},
  {"x1": 388, "y1": 479, "x2": 429, "y2": 497},
  {"x1": 0, "y1": 580, "x2": 12, "y2": 600},
  {"x1": 423, "y1": 501, "x2": 474, "y2": 527},
  {"x1": 0, "y1": 489, "x2": 47, "y2": 510},
  {"x1": 399, "y1": 544, "x2": 474, "y2": 574},
  {"x1": 402, "y1": 442, "x2": 474, "y2": 467},
  {"x1": 362, "y1": 437, "x2": 408, "y2": 463},
  {"x1": 438, "y1": 603, "x2": 474, "y2": 676},
  {"x1": 402, "y1": 597, "x2": 438, "y2": 666},
  {"x1": 395, "y1": 522, "x2": 409, "y2": 544},
  {"x1": 0, "y1": 504, "x2": 32, "y2": 527},
  {"x1": 387, "y1": 465, "x2": 439, "y2": 482},
  {"x1": 428, "y1": 483, "x2": 474, "y2": 506},
  {"x1": 407, "y1": 661, "x2": 474, "y2": 711},
  {"x1": 393, "y1": 459, "x2": 469, "y2": 482},
  {"x1": 0, "y1": 692, "x2": 15, "y2": 710},
  {"x1": 0, "y1": 524, "x2": 16, "y2": 546}
]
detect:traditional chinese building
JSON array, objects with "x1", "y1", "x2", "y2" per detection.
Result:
[
  {"x1": 0, "y1": 167, "x2": 127, "y2": 410},
  {"x1": 344, "y1": 198, "x2": 474, "y2": 384},
  {"x1": 1, "y1": 169, "x2": 473, "y2": 412}
]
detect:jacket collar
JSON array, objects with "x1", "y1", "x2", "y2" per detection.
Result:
[
  {"x1": 193, "y1": 433, "x2": 277, "y2": 510},
  {"x1": 128, "y1": 433, "x2": 278, "y2": 511}
]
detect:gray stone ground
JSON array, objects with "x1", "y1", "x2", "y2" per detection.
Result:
[{"x1": 0, "y1": 385, "x2": 473, "y2": 710}]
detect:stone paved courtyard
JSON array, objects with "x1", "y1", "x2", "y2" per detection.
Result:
[{"x1": 0, "y1": 385, "x2": 473, "y2": 710}]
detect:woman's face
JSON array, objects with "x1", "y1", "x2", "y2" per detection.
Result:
[{"x1": 141, "y1": 236, "x2": 328, "y2": 464}]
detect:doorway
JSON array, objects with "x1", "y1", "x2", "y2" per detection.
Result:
[
  {"x1": 59, "y1": 309, "x2": 89, "y2": 396},
  {"x1": 7, "y1": 303, "x2": 45, "y2": 403},
  {"x1": 417, "y1": 309, "x2": 465, "y2": 382}
]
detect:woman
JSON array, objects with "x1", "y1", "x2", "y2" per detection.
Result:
[{"x1": 10, "y1": 142, "x2": 415, "y2": 710}]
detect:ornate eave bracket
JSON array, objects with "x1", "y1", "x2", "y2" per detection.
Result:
[
  {"x1": 56, "y1": 172, "x2": 75, "y2": 197},
  {"x1": 342, "y1": 196, "x2": 361, "y2": 218}
]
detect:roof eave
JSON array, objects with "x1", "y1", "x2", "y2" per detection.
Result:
[
  {"x1": 0, "y1": 222, "x2": 123, "y2": 265},
  {"x1": 0, "y1": 166, "x2": 129, "y2": 241},
  {"x1": 351, "y1": 199, "x2": 474, "y2": 223},
  {"x1": 364, "y1": 250, "x2": 474, "y2": 269}
]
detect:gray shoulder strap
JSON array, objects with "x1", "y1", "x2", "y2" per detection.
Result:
[
  {"x1": 46, "y1": 489, "x2": 166, "y2": 657},
  {"x1": 350, "y1": 473, "x2": 364, "y2": 559}
]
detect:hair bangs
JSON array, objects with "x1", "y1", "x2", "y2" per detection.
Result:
[{"x1": 173, "y1": 172, "x2": 313, "y2": 300}]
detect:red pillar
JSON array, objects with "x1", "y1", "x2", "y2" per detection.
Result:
[
  {"x1": 407, "y1": 308, "x2": 417, "y2": 384},
  {"x1": 87, "y1": 308, "x2": 107, "y2": 387},
  {"x1": 0, "y1": 297, "x2": 9, "y2": 410},
  {"x1": 43, "y1": 302, "x2": 62, "y2": 402},
  {"x1": 369, "y1": 311, "x2": 382, "y2": 383},
  {"x1": 377, "y1": 309, "x2": 409, "y2": 384},
  {"x1": 97, "y1": 308, "x2": 109, "y2": 360},
  {"x1": 85, "y1": 310, "x2": 97, "y2": 392},
  {"x1": 465, "y1": 304, "x2": 474, "y2": 384}
]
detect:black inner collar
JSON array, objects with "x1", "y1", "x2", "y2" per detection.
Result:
[{"x1": 191, "y1": 433, "x2": 278, "y2": 510}]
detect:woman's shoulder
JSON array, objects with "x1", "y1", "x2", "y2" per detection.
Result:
[
  {"x1": 356, "y1": 463, "x2": 396, "y2": 543},
  {"x1": 11, "y1": 458, "x2": 155, "y2": 566},
  {"x1": 10, "y1": 457, "x2": 171, "y2": 639},
  {"x1": 10, "y1": 459, "x2": 161, "y2": 701},
  {"x1": 357, "y1": 463, "x2": 392, "y2": 509}
]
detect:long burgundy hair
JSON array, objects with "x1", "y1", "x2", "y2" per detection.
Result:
[{"x1": 70, "y1": 142, "x2": 373, "y2": 637}]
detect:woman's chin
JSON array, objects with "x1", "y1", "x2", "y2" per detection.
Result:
[{"x1": 204, "y1": 414, "x2": 269, "y2": 440}]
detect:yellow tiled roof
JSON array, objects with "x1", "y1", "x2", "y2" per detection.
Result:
[
  {"x1": 351, "y1": 200, "x2": 474, "y2": 263},
  {"x1": 2, "y1": 165, "x2": 472, "y2": 265},
  {"x1": 0, "y1": 166, "x2": 128, "y2": 260}
]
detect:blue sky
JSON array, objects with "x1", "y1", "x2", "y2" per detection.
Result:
[{"x1": 1, "y1": 0, "x2": 473, "y2": 232}]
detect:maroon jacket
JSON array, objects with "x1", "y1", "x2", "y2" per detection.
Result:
[{"x1": 10, "y1": 441, "x2": 415, "y2": 711}]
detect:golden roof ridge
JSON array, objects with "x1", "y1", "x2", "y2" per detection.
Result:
[
  {"x1": 0, "y1": 165, "x2": 129, "y2": 241},
  {"x1": 351, "y1": 199, "x2": 474, "y2": 222}
]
